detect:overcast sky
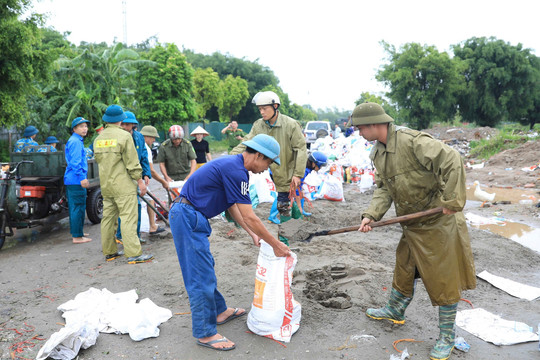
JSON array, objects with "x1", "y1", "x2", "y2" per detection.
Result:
[{"x1": 31, "y1": 0, "x2": 540, "y2": 111}]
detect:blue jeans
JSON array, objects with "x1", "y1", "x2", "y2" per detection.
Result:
[
  {"x1": 170, "y1": 201, "x2": 227, "y2": 339},
  {"x1": 116, "y1": 197, "x2": 141, "y2": 239},
  {"x1": 66, "y1": 185, "x2": 87, "y2": 238}
]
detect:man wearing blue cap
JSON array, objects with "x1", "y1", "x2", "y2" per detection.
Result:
[
  {"x1": 94, "y1": 104, "x2": 153, "y2": 264},
  {"x1": 13, "y1": 126, "x2": 39, "y2": 153},
  {"x1": 65, "y1": 117, "x2": 92, "y2": 244},
  {"x1": 170, "y1": 134, "x2": 290, "y2": 351},
  {"x1": 37, "y1": 136, "x2": 60, "y2": 153},
  {"x1": 115, "y1": 111, "x2": 151, "y2": 243}
]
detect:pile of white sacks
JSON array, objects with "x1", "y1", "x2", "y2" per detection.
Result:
[{"x1": 249, "y1": 132, "x2": 377, "y2": 206}]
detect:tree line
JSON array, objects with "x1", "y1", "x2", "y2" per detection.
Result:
[{"x1": 1, "y1": 0, "x2": 538, "y2": 151}]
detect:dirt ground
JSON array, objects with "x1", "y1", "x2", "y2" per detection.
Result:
[{"x1": 1, "y1": 132, "x2": 539, "y2": 360}]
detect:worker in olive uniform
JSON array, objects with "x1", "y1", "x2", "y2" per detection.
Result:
[
  {"x1": 93, "y1": 104, "x2": 153, "y2": 264},
  {"x1": 354, "y1": 103, "x2": 476, "y2": 360},
  {"x1": 230, "y1": 91, "x2": 307, "y2": 223},
  {"x1": 116, "y1": 111, "x2": 151, "y2": 244},
  {"x1": 156, "y1": 125, "x2": 197, "y2": 183}
]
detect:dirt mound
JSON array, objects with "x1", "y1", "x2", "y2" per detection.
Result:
[
  {"x1": 422, "y1": 125, "x2": 498, "y2": 141},
  {"x1": 486, "y1": 140, "x2": 540, "y2": 168},
  {"x1": 466, "y1": 140, "x2": 540, "y2": 188}
]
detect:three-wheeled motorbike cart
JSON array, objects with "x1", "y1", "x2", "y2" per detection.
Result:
[{"x1": 0, "y1": 148, "x2": 102, "y2": 249}]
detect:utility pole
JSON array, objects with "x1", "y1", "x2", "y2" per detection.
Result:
[{"x1": 122, "y1": 0, "x2": 127, "y2": 45}]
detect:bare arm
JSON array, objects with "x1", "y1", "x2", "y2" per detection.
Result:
[
  {"x1": 159, "y1": 162, "x2": 173, "y2": 183},
  {"x1": 183, "y1": 160, "x2": 197, "y2": 181},
  {"x1": 227, "y1": 204, "x2": 258, "y2": 240},
  {"x1": 150, "y1": 164, "x2": 169, "y2": 189},
  {"x1": 234, "y1": 203, "x2": 290, "y2": 257}
]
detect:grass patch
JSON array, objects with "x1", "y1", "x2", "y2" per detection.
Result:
[
  {"x1": 469, "y1": 124, "x2": 539, "y2": 160},
  {"x1": 206, "y1": 136, "x2": 230, "y2": 154}
]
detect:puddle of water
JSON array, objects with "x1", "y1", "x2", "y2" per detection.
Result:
[
  {"x1": 469, "y1": 218, "x2": 540, "y2": 254},
  {"x1": 464, "y1": 185, "x2": 540, "y2": 253},
  {"x1": 466, "y1": 184, "x2": 538, "y2": 204}
]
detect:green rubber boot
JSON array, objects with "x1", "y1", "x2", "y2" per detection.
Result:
[
  {"x1": 366, "y1": 288, "x2": 412, "y2": 324},
  {"x1": 429, "y1": 303, "x2": 458, "y2": 360}
]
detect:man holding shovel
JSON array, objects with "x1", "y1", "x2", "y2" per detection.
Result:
[{"x1": 353, "y1": 103, "x2": 476, "y2": 360}]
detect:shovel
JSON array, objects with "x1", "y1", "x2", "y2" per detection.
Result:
[{"x1": 296, "y1": 207, "x2": 444, "y2": 242}]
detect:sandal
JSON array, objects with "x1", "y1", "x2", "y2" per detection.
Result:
[{"x1": 197, "y1": 337, "x2": 235, "y2": 351}]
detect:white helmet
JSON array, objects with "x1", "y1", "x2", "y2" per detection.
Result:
[{"x1": 252, "y1": 91, "x2": 280, "y2": 106}]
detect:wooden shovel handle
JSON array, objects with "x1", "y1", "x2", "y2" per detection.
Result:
[{"x1": 324, "y1": 207, "x2": 444, "y2": 236}]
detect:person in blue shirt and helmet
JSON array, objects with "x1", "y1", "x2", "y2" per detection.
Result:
[
  {"x1": 13, "y1": 126, "x2": 39, "y2": 153},
  {"x1": 64, "y1": 117, "x2": 92, "y2": 244},
  {"x1": 170, "y1": 133, "x2": 290, "y2": 352},
  {"x1": 295, "y1": 151, "x2": 328, "y2": 216},
  {"x1": 115, "y1": 111, "x2": 151, "y2": 244},
  {"x1": 37, "y1": 136, "x2": 60, "y2": 153}
]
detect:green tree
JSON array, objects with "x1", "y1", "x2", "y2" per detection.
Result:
[
  {"x1": 192, "y1": 67, "x2": 222, "y2": 119},
  {"x1": 0, "y1": 0, "x2": 52, "y2": 127},
  {"x1": 34, "y1": 42, "x2": 152, "y2": 138},
  {"x1": 377, "y1": 41, "x2": 464, "y2": 129},
  {"x1": 289, "y1": 104, "x2": 317, "y2": 121},
  {"x1": 136, "y1": 43, "x2": 197, "y2": 130},
  {"x1": 355, "y1": 92, "x2": 400, "y2": 123},
  {"x1": 184, "y1": 50, "x2": 280, "y2": 123},
  {"x1": 453, "y1": 37, "x2": 540, "y2": 128},
  {"x1": 218, "y1": 75, "x2": 249, "y2": 122}
]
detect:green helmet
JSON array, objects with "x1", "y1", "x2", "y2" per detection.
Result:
[
  {"x1": 140, "y1": 125, "x2": 160, "y2": 138},
  {"x1": 351, "y1": 102, "x2": 394, "y2": 126}
]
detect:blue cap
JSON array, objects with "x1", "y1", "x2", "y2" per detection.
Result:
[
  {"x1": 123, "y1": 111, "x2": 138, "y2": 125},
  {"x1": 242, "y1": 134, "x2": 281, "y2": 165},
  {"x1": 102, "y1": 104, "x2": 127, "y2": 123},
  {"x1": 23, "y1": 126, "x2": 39, "y2": 138},
  {"x1": 44, "y1": 136, "x2": 59, "y2": 144},
  {"x1": 308, "y1": 151, "x2": 328, "y2": 167},
  {"x1": 71, "y1": 117, "x2": 90, "y2": 130}
]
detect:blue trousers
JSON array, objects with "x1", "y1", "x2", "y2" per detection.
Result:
[
  {"x1": 116, "y1": 197, "x2": 141, "y2": 239},
  {"x1": 169, "y1": 202, "x2": 227, "y2": 339},
  {"x1": 66, "y1": 185, "x2": 87, "y2": 238}
]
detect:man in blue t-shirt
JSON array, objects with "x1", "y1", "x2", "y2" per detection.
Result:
[{"x1": 170, "y1": 134, "x2": 290, "y2": 352}]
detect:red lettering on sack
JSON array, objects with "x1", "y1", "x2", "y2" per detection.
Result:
[
  {"x1": 256, "y1": 264, "x2": 267, "y2": 276},
  {"x1": 266, "y1": 178, "x2": 276, "y2": 192},
  {"x1": 281, "y1": 256, "x2": 295, "y2": 327}
]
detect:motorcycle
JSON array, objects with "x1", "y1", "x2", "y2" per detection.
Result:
[{"x1": 0, "y1": 150, "x2": 102, "y2": 250}]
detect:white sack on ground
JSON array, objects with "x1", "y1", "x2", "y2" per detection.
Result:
[
  {"x1": 456, "y1": 308, "x2": 539, "y2": 345},
  {"x1": 465, "y1": 212, "x2": 506, "y2": 226},
  {"x1": 36, "y1": 322, "x2": 99, "y2": 360},
  {"x1": 478, "y1": 270, "x2": 540, "y2": 301},
  {"x1": 247, "y1": 241, "x2": 301, "y2": 343},
  {"x1": 37, "y1": 288, "x2": 172, "y2": 359}
]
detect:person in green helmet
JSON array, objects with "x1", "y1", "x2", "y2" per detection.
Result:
[{"x1": 354, "y1": 102, "x2": 476, "y2": 360}]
